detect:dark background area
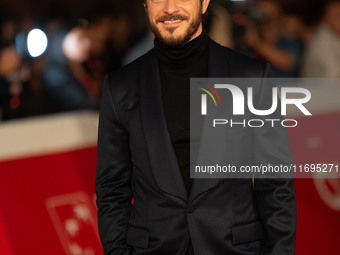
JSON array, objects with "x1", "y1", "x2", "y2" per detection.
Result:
[
  {"x1": 0, "y1": 0, "x2": 325, "y2": 24},
  {"x1": 0, "y1": 0, "x2": 336, "y2": 120}
]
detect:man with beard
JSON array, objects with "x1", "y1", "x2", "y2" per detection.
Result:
[{"x1": 95, "y1": 0, "x2": 296, "y2": 255}]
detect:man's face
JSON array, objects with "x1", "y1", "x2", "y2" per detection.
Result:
[{"x1": 144, "y1": 0, "x2": 210, "y2": 47}]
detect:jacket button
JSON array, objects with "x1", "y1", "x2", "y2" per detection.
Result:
[{"x1": 187, "y1": 204, "x2": 195, "y2": 213}]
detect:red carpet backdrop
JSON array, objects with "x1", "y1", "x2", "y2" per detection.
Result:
[
  {"x1": 0, "y1": 112, "x2": 102, "y2": 255},
  {"x1": 0, "y1": 109, "x2": 339, "y2": 254},
  {"x1": 288, "y1": 112, "x2": 340, "y2": 255}
]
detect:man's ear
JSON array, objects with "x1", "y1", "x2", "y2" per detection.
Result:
[{"x1": 201, "y1": 0, "x2": 210, "y2": 14}]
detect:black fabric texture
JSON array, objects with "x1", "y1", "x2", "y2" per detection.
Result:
[{"x1": 154, "y1": 31, "x2": 209, "y2": 194}]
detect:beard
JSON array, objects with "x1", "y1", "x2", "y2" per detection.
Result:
[{"x1": 146, "y1": 8, "x2": 202, "y2": 48}]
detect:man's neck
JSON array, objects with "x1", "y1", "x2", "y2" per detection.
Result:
[
  {"x1": 187, "y1": 24, "x2": 203, "y2": 44},
  {"x1": 154, "y1": 29, "x2": 209, "y2": 72}
]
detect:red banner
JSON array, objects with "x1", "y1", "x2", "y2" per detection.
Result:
[{"x1": 0, "y1": 111, "x2": 339, "y2": 254}]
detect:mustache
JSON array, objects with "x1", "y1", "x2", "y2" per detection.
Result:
[{"x1": 156, "y1": 14, "x2": 189, "y2": 23}]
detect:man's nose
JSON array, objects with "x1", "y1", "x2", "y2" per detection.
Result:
[{"x1": 163, "y1": 0, "x2": 179, "y2": 15}]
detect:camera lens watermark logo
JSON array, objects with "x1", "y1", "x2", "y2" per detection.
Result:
[{"x1": 197, "y1": 82, "x2": 223, "y2": 115}]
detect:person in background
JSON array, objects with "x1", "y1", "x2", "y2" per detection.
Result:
[
  {"x1": 282, "y1": 13, "x2": 310, "y2": 47},
  {"x1": 204, "y1": 0, "x2": 234, "y2": 49},
  {"x1": 0, "y1": 19, "x2": 36, "y2": 120},
  {"x1": 0, "y1": 44, "x2": 21, "y2": 120},
  {"x1": 87, "y1": 15, "x2": 114, "y2": 93},
  {"x1": 122, "y1": 27, "x2": 154, "y2": 66},
  {"x1": 302, "y1": 0, "x2": 340, "y2": 78},
  {"x1": 42, "y1": 19, "x2": 99, "y2": 114},
  {"x1": 245, "y1": 0, "x2": 302, "y2": 77},
  {"x1": 110, "y1": 13, "x2": 134, "y2": 69}
]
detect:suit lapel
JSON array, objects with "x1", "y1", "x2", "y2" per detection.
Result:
[
  {"x1": 188, "y1": 39, "x2": 231, "y2": 203},
  {"x1": 140, "y1": 49, "x2": 188, "y2": 201},
  {"x1": 140, "y1": 39, "x2": 231, "y2": 203}
]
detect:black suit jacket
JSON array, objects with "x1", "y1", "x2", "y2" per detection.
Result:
[{"x1": 95, "y1": 38, "x2": 296, "y2": 255}]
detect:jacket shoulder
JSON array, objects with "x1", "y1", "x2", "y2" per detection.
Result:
[
  {"x1": 209, "y1": 39, "x2": 269, "y2": 77},
  {"x1": 103, "y1": 49, "x2": 154, "y2": 101},
  {"x1": 105, "y1": 49, "x2": 153, "y2": 89}
]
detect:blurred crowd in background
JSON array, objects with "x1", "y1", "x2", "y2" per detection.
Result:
[{"x1": 0, "y1": 0, "x2": 339, "y2": 121}]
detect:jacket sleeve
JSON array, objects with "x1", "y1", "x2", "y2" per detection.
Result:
[
  {"x1": 95, "y1": 76, "x2": 132, "y2": 255},
  {"x1": 253, "y1": 63, "x2": 297, "y2": 255}
]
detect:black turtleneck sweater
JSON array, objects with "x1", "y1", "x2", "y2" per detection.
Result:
[{"x1": 154, "y1": 31, "x2": 209, "y2": 194}]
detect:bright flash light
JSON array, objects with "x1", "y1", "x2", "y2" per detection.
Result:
[{"x1": 27, "y1": 29, "x2": 48, "y2": 57}]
